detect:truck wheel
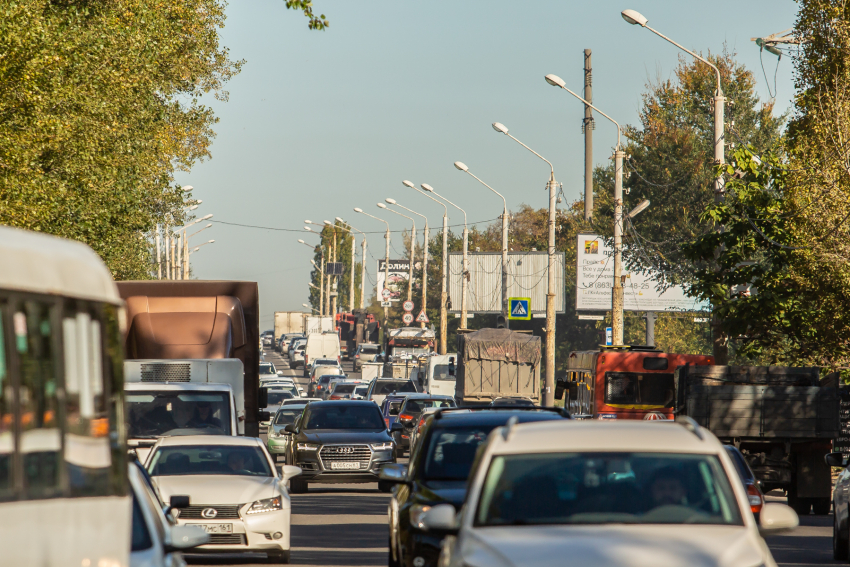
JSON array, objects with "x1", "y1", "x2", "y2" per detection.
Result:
[
  {"x1": 835, "y1": 508, "x2": 849, "y2": 560},
  {"x1": 814, "y1": 498, "x2": 831, "y2": 515}
]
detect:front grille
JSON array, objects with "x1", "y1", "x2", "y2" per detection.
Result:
[
  {"x1": 140, "y1": 362, "x2": 191, "y2": 382},
  {"x1": 207, "y1": 534, "x2": 247, "y2": 545},
  {"x1": 177, "y1": 505, "x2": 241, "y2": 520},
  {"x1": 320, "y1": 444, "x2": 371, "y2": 470}
]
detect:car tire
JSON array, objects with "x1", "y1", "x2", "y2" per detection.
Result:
[
  {"x1": 814, "y1": 497, "x2": 831, "y2": 515},
  {"x1": 836, "y1": 506, "x2": 849, "y2": 560},
  {"x1": 394, "y1": 447, "x2": 405, "y2": 459},
  {"x1": 378, "y1": 480, "x2": 393, "y2": 493},
  {"x1": 290, "y1": 477, "x2": 308, "y2": 494},
  {"x1": 267, "y1": 549, "x2": 291, "y2": 564}
]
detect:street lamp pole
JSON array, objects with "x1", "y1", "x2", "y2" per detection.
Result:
[
  {"x1": 454, "y1": 162, "x2": 509, "y2": 322},
  {"x1": 336, "y1": 217, "x2": 368, "y2": 310},
  {"x1": 421, "y1": 184, "x2": 468, "y2": 330},
  {"x1": 326, "y1": 219, "x2": 365, "y2": 313},
  {"x1": 355, "y1": 207, "x2": 391, "y2": 339},
  {"x1": 386, "y1": 199, "x2": 429, "y2": 328},
  {"x1": 621, "y1": 8, "x2": 727, "y2": 362},
  {"x1": 491, "y1": 121, "x2": 558, "y2": 407},
  {"x1": 404, "y1": 180, "x2": 450, "y2": 353},
  {"x1": 302, "y1": 303, "x2": 320, "y2": 315}
]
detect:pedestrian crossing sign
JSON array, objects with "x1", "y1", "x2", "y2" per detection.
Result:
[{"x1": 508, "y1": 297, "x2": 531, "y2": 320}]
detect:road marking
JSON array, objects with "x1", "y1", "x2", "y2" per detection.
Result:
[
  {"x1": 292, "y1": 514, "x2": 387, "y2": 525},
  {"x1": 295, "y1": 547, "x2": 388, "y2": 552}
]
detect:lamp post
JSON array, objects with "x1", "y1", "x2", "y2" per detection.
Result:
[
  {"x1": 299, "y1": 232, "x2": 325, "y2": 316},
  {"x1": 325, "y1": 219, "x2": 364, "y2": 313},
  {"x1": 621, "y1": 9, "x2": 727, "y2": 362},
  {"x1": 377, "y1": 203, "x2": 415, "y2": 304},
  {"x1": 491, "y1": 121, "x2": 558, "y2": 407},
  {"x1": 189, "y1": 239, "x2": 215, "y2": 254},
  {"x1": 386, "y1": 198, "x2": 429, "y2": 328},
  {"x1": 355, "y1": 207, "x2": 391, "y2": 340},
  {"x1": 420, "y1": 184, "x2": 468, "y2": 331},
  {"x1": 302, "y1": 303, "x2": 320, "y2": 315},
  {"x1": 307, "y1": 220, "x2": 336, "y2": 315},
  {"x1": 454, "y1": 162, "x2": 509, "y2": 321},
  {"x1": 337, "y1": 217, "x2": 368, "y2": 310},
  {"x1": 182, "y1": 214, "x2": 214, "y2": 279}
]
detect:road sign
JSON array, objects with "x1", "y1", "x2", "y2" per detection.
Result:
[
  {"x1": 507, "y1": 297, "x2": 531, "y2": 320},
  {"x1": 382, "y1": 288, "x2": 391, "y2": 300},
  {"x1": 403, "y1": 300, "x2": 414, "y2": 312},
  {"x1": 605, "y1": 327, "x2": 613, "y2": 346},
  {"x1": 578, "y1": 315, "x2": 604, "y2": 321},
  {"x1": 381, "y1": 301, "x2": 391, "y2": 307},
  {"x1": 416, "y1": 310, "x2": 429, "y2": 323},
  {"x1": 402, "y1": 313, "x2": 414, "y2": 324}
]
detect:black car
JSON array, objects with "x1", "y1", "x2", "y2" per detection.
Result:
[
  {"x1": 381, "y1": 408, "x2": 570, "y2": 567},
  {"x1": 284, "y1": 400, "x2": 396, "y2": 493},
  {"x1": 390, "y1": 394, "x2": 456, "y2": 454}
]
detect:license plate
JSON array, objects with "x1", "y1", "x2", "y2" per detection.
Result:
[
  {"x1": 330, "y1": 461, "x2": 360, "y2": 470},
  {"x1": 193, "y1": 523, "x2": 233, "y2": 534}
]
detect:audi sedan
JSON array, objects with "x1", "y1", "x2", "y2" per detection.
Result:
[
  {"x1": 284, "y1": 400, "x2": 396, "y2": 493},
  {"x1": 145, "y1": 436, "x2": 302, "y2": 564}
]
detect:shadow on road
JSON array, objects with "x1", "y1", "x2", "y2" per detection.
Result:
[
  {"x1": 292, "y1": 494, "x2": 389, "y2": 516},
  {"x1": 292, "y1": 549, "x2": 387, "y2": 566}
]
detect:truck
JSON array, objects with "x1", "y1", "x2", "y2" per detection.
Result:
[
  {"x1": 414, "y1": 353, "x2": 458, "y2": 396},
  {"x1": 385, "y1": 327, "x2": 435, "y2": 361},
  {"x1": 305, "y1": 315, "x2": 334, "y2": 335},
  {"x1": 335, "y1": 310, "x2": 379, "y2": 360},
  {"x1": 116, "y1": 280, "x2": 267, "y2": 436},
  {"x1": 273, "y1": 311, "x2": 306, "y2": 349},
  {"x1": 675, "y1": 364, "x2": 839, "y2": 516},
  {"x1": 455, "y1": 328, "x2": 540, "y2": 405}
]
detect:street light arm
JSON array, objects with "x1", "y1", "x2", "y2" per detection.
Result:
[
  {"x1": 429, "y1": 191, "x2": 467, "y2": 226},
  {"x1": 643, "y1": 25, "x2": 723, "y2": 94},
  {"x1": 383, "y1": 206, "x2": 414, "y2": 224},
  {"x1": 548, "y1": 81, "x2": 623, "y2": 149},
  {"x1": 463, "y1": 170, "x2": 507, "y2": 212},
  {"x1": 505, "y1": 133, "x2": 555, "y2": 177},
  {"x1": 356, "y1": 210, "x2": 390, "y2": 232},
  {"x1": 390, "y1": 202, "x2": 428, "y2": 224},
  {"x1": 411, "y1": 185, "x2": 448, "y2": 217}
]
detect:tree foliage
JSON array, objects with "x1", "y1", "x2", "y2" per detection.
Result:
[{"x1": 285, "y1": 0, "x2": 329, "y2": 30}]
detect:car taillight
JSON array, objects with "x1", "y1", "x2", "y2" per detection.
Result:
[
  {"x1": 417, "y1": 416, "x2": 426, "y2": 433},
  {"x1": 385, "y1": 418, "x2": 389, "y2": 427},
  {"x1": 399, "y1": 414, "x2": 414, "y2": 422},
  {"x1": 746, "y1": 483, "x2": 763, "y2": 513}
]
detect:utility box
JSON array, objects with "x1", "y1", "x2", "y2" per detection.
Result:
[{"x1": 456, "y1": 328, "x2": 541, "y2": 404}]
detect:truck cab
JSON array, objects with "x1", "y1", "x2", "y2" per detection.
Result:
[{"x1": 415, "y1": 353, "x2": 457, "y2": 396}]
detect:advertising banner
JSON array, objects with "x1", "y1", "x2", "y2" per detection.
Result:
[
  {"x1": 576, "y1": 233, "x2": 705, "y2": 312},
  {"x1": 376, "y1": 259, "x2": 410, "y2": 303}
]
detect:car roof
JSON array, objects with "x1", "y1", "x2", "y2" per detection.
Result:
[
  {"x1": 283, "y1": 398, "x2": 321, "y2": 404},
  {"x1": 430, "y1": 409, "x2": 566, "y2": 428},
  {"x1": 489, "y1": 420, "x2": 721, "y2": 454},
  {"x1": 125, "y1": 383, "x2": 234, "y2": 392},
  {"x1": 306, "y1": 400, "x2": 380, "y2": 407},
  {"x1": 276, "y1": 404, "x2": 308, "y2": 411},
  {"x1": 155, "y1": 435, "x2": 263, "y2": 447},
  {"x1": 401, "y1": 393, "x2": 453, "y2": 400}
]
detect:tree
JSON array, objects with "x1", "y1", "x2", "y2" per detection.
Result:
[{"x1": 285, "y1": 1, "x2": 329, "y2": 30}]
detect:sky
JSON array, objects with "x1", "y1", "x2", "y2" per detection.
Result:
[{"x1": 175, "y1": 0, "x2": 800, "y2": 329}]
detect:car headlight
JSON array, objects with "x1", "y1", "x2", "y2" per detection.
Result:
[
  {"x1": 409, "y1": 504, "x2": 431, "y2": 530},
  {"x1": 371, "y1": 442, "x2": 394, "y2": 451},
  {"x1": 246, "y1": 496, "x2": 282, "y2": 515},
  {"x1": 297, "y1": 443, "x2": 319, "y2": 451}
]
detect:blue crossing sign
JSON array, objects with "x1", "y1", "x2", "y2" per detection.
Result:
[{"x1": 508, "y1": 297, "x2": 531, "y2": 320}]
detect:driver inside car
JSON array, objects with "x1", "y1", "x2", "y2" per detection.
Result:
[
  {"x1": 650, "y1": 468, "x2": 688, "y2": 508},
  {"x1": 187, "y1": 401, "x2": 222, "y2": 430}
]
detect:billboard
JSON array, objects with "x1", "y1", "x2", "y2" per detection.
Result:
[
  {"x1": 576, "y1": 233, "x2": 705, "y2": 312},
  {"x1": 448, "y1": 252, "x2": 565, "y2": 314},
  {"x1": 376, "y1": 259, "x2": 410, "y2": 303}
]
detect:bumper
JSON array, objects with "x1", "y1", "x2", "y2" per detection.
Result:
[
  {"x1": 392, "y1": 430, "x2": 412, "y2": 450},
  {"x1": 267, "y1": 437, "x2": 288, "y2": 458},
  {"x1": 402, "y1": 530, "x2": 444, "y2": 567},
  {"x1": 295, "y1": 448, "x2": 394, "y2": 483},
  {"x1": 179, "y1": 508, "x2": 291, "y2": 554}
]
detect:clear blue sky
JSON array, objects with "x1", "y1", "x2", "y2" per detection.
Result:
[{"x1": 175, "y1": 0, "x2": 799, "y2": 329}]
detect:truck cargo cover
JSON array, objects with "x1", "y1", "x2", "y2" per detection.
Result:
[{"x1": 461, "y1": 328, "x2": 541, "y2": 365}]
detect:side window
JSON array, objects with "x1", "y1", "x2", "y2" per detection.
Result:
[
  {"x1": 131, "y1": 491, "x2": 153, "y2": 552},
  {"x1": 0, "y1": 303, "x2": 13, "y2": 501},
  {"x1": 16, "y1": 300, "x2": 62, "y2": 499}
]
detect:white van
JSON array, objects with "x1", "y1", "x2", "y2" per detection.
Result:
[
  {"x1": 303, "y1": 332, "x2": 341, "y2": 376},
  {"x1": 416, "y1": 353, "x2": 458, "y2": 396}
]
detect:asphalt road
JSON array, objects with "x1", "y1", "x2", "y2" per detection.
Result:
[{"x1": 187, "y1": 347, "x2": 835, "y2": 567}]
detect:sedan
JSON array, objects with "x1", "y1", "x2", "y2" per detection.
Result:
[
  {"x1": 145, "y1": 435, "x2": 302, "y2": 564},
  {"x1": 268, "y1": 404, "x2": 309, "y2": 464}
]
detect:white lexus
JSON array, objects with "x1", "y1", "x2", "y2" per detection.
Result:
[
  {"x1": 145, "y1": 435, "x2": 301, "y2": 564},
  {"x1": 419, "y1": 418, "x2": 799, "y2": 567}
]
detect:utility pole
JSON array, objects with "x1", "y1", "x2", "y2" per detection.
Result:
[
  {"x1": 440, "y1": 214, "x2": 448, "y2": 354},
  {"x1": 156, "y1": 225, "x2": 162, "y2": 280},
  {"x1": 612, "y1": 148, "x2": 625, "y2": 345},
  {"x1": 183, "y1": 232, "x2": 189, "y2": 279},
  {"x1": 544, "y1": 172, "x2": 558, "y2": 406},
  {"x1": 583, "y1": 49, "x2": 594, "y2": 221},
  {"x1": 421, "y1": 221, "x2": 429, "y2": 329},
  {"x1": 407, "y1": 226, "x2": 414, "y2": 303},
  {"x1": 349, "y1": 232, "x2": 355, "y2": 312},
  {"x1": 384, "y1": 229, "x2": 390, "y2": 339},
  {"x1": 646, "y1": 312, "x2": 656, "y2": 346},
  {"x1": 360, "y1": 238, "x2": 367, "y2": 310},
  {"x1": 170, "y1": 234, "x2": 176, "y2": 280}
]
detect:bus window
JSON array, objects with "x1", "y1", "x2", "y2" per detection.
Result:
[
  {"x1": 605, "y1": 372, "x2": 675, "y2": 407},
  {"x1": 16, "y1": 301, "x2": 61, "y2": 499},
  {"x1": 0, "y1": 306, "x2": 12, "y2": 501}
]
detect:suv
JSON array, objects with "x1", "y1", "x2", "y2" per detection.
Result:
[
  {"x1": 381, "y1": 408, "x2": 569, "y2": 567},
  {"x1": 354, "y1": 343, "x2": 381, "y2": 371},
  {"x1": 367, "y1": 378, "x2": 418, "y2": 407},
  {"x1": 311, "y1": 374, "x2": 341, "y2": 399},
  {"x1": 415, "y1": 418, "x2": 800, "y2": 567},
  {"x1": 390, "y1": 394, "x2": 456, "y2": 455},
  {"x1": 285, "y1": 401, "x2": 395, "y2": 493}
]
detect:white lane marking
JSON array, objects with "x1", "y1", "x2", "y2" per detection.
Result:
[{"x1": 292, "y1": 514, "x2": 387, "y2": 525}]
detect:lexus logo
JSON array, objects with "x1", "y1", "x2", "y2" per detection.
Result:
[
  {"x1": 201, "y1": 508, "x2": 218, "y2": 519},
  {"x1": 333, "y1": 447, "x2": 354, "y2": 454}
]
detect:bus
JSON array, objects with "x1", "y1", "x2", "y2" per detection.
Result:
[
  {"x1": 0, "y1": 226, "x2": 129, "y2": 567},
  {"x1": 558, "y1": 345, "x2": 714, "y2": 419}
]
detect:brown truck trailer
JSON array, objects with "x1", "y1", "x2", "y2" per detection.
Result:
[{"x1": 116, "y1": 281, "x2": 263, "y2": 436}]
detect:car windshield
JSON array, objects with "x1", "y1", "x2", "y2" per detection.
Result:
[
  {"x1": 403, "y1": 399, "x2": 456, "y2": 413},
  {"x1": 303, "y1": 405, "x2": 385, "y2": 430},
  {"x1": 259, "y1": 363, "x2": 275, "y2": 375},
  {"x1": 423, "y1": 425, "x2": 495, "y2": 481},
  {"x1": 375, "y1": 381, "x2": 416, "y2": 395},
  {"x1": 319, "y1": 376, "x2": 334, "y2": 384},
  {"x1": 475, "y1": 452, "x2": 743, "y2": 527},
  {"x1": 268, "y1": 391, "x2": 294, "y2": 405},
  {"x1": 274, "y1": 408, "x2": 305, "y2": 425},
  {"x1": 126, "y1": 391, "x2": 231, "y2": 437},
  {"x1": 148, "y1": 445, "x2": 272, "y2": 477},
  {"x1": 316, "y1": 360, "x2": 337, "y2": 366},
  {"x1": 333, "y1": 384, "x2": 356, "y2": 394},
  {"x1": 354, "y1": 386, "x2": 369, "y2": 395}
]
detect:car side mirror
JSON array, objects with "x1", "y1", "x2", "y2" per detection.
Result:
[
  {"x1": 418, "y1": 503, "x2": 459, "y2": 535},
  {"x1": 378, "y1": 463, "x2": 409, "y2": 485},
  {"x1": 281, "y1": 465, "x2": 302, "y2": 483},
  {"x1": 164, "y1": 494, "x2": 190, "y2": 517},
  {"x1": 391, "y1": 422, "x2": 404, "y2": 432},
  {"x1": 258, "y1": 410, "x2": 271, "y2": 422},
  {"x1": 284, "y1": 423, "x2": 298, "y2": 434},
  {"x1": 258, "y1": 386, "x2": 268, "y2": 408},
  {"x1": 758, "y1": 503, "x2": 799, "y2": 535},
  {"x1": 826, "y1": 452, "x2": 847, "y2": 467},
  {"x1": 166, "y1": 524, "x2": 209, "y2": 551},
  {"x1": 277, "y1": 370, "x2": 285, "y2": 376}
]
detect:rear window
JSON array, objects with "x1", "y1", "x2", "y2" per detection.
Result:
[
  {"x1": 360, "y1": 346, "x2": 379, "y2": 354},
  {"x1": 403, "y1": 399, "x2": 456, "y2": 413},
  {"x1": 316, "y1": 359, "x2": 337, "y2": 366},
  {"x1": 333, "y1": 384, "x2": 356, "y2": 394},
  {"x1": 604, "y1": 372, "x2": 674, "y2": 406},
  {"x1": 319, "y1": 376, "x2": 333, "y2": 384},
  {"x1": 375, "y1": 381, "x2": 416, "y2": 395}
]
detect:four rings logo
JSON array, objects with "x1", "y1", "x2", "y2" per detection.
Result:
[
  {"x1": 332, "y1": 447, "x2": 355, "y2": 454},
  {"x1": 201, "y1": 508, "x2": 218, "y2": 519}
]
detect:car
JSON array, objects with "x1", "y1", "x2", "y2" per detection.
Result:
[
  {"x1": 289, "y1": 344, "x2": 306, "y2": 368},
  {"x1": 280, "y1": 334, "x2": 305, "y2": 354},
  {"x1": 260, "y1": 387, "x2": 299, "y2": 429},
  {"x1": 488, "y1": 396, "x2": 536, "y2": 407},
  {"x1": 284, "y1": 400, "x2": 396, "y2": 493},
  {"x1": 129, "y1": 460, "x2": 208, "y2": 567},
  {"x1": 308, "y1": 358, "x2": 344, "y2": 380},
  {"x1": 828, "y1": 452, "x2": 850, "y2": 558},
  {"x1": 367, "y1": 378, "x2": 418, "y2": 407},
  {"x1": 389, "y1": 394, "x2": 456, "y2": 455},
  {"x1": 145, "y1": 435, "x2": 302, "y2": 564},
  {"x1": 259, "y1": 362, "x2": 279, "y2": 377},
  {"x1": 380, "y1": 394, "x2": 408, "y2": 433},
  {"x1": 352, "y1": 384, "x2": 370, "y2": 400},
  {"x1": 260, "y1": 380, "x2": 302, "y2": 399},
  {"x1": 327, "y1": 381, "x2": 364, "y2": 400},
  {"x1": 283, "y1": 397, "x2": 322, "y2": 406},
  {"x1": 380, "y1": 407, "x2": 570, "y2": 567},
  {"x1": 325, "y1": 376, "x2": 358, "y2": 398},
  {"x1": 267, "y1": 404, "x2": 309, "y2": 464},
  {"x1": 724, "y1": 445, "x2": 764, "y2": 520},
  {"x1": 414, "y1": 418, "x2": 799, "y2": 567},
  {"x1": 261, "y1": 330, "x2": 275, "y2": 347},
  {"x1": 312, "y1": 374, "x2": 342, "y2": 399},
  {"x1": 353, "y1": 343, "x2": 382, "y2": 371}
]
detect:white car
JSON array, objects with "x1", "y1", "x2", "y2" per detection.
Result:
[
  {"x1": 417, "y1": 418, "x2": 799, "y2": 567},
  {"x1": 145, "y1": 436, "x2": 302, "y2": 564},
  {"x1": 289, "y1": 344, "x2": 306, "y2": 368}
]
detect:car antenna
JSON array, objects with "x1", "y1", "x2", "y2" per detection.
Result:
[{"x1": 502, "y1": 416, "x2": 519, "y2": 441}]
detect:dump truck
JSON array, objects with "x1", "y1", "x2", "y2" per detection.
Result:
[
  {"x1": 676, "y1": 364, "x2": 839, "y2": 515},
  {"x1": 116, "y1": 280, "x2": 267, "y2": 437},
  {"x1": 455, "y1": 328, "x2": 541, "y2": 405},
  {"x1": 273, "y1": 311, "x2": 306, "y2": 347}
]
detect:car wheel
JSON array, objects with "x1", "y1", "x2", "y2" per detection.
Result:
[
  {"x1": 814, "y1": 497, "x2": 831, "y2": 515},
  {"x1": 395, "y1": 447, "x2": 405, "y2": 459},
  {"x1": 290, "y1": 477, "x2": 308, "y2": 494},
  {"x1": 378, "y1": 480, "x2": 393, "y2": 493},
  {"x1": 835, "y1": 506, "x2": 849, "y2": 560},
  {"x1": 267, "y1": 549, "x2": 291, "y2": 564}
]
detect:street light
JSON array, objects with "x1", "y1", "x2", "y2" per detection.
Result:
[
  {"x1": 299, "y1": 236, "x2": 325, "y2": 316},
  {"x1": 331, "y1": 218, "x2": 368, "y2": 311},
  {"x1": 454, "y1": 161, "x2": 510, "y2": 321},
  {"x1": 387, "y1": 198, "x2": 430, "y2": 328},
  {"x1": 491, "y1": 121, "x2": 559, "y2": 407},
  {"x1": 420, "y1": 183, "x2": 469, "y2": 331},
  {"x1": 378, "y1": 203, "x2": 415, "y2": 304},
  {"x1": 355, "y1": 207, "x2": 392, "y2": 338},
  {"x1": 302, "y1": 303, "x2": 320, "y2": 314},
  {"x1": 628, "y1": 199, "x2": 651, "y2": 218}
]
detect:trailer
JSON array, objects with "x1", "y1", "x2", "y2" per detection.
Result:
[
  {"x1": 455, "y1": 328, "x2": 540, "y2": 405},
  {"x1": 274, "y1": 311, "x2": 306, "y2": 349}
]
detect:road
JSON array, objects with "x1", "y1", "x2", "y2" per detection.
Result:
[{"x1": 188, "y1": 347, "x2": 835, "y2": 567}]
